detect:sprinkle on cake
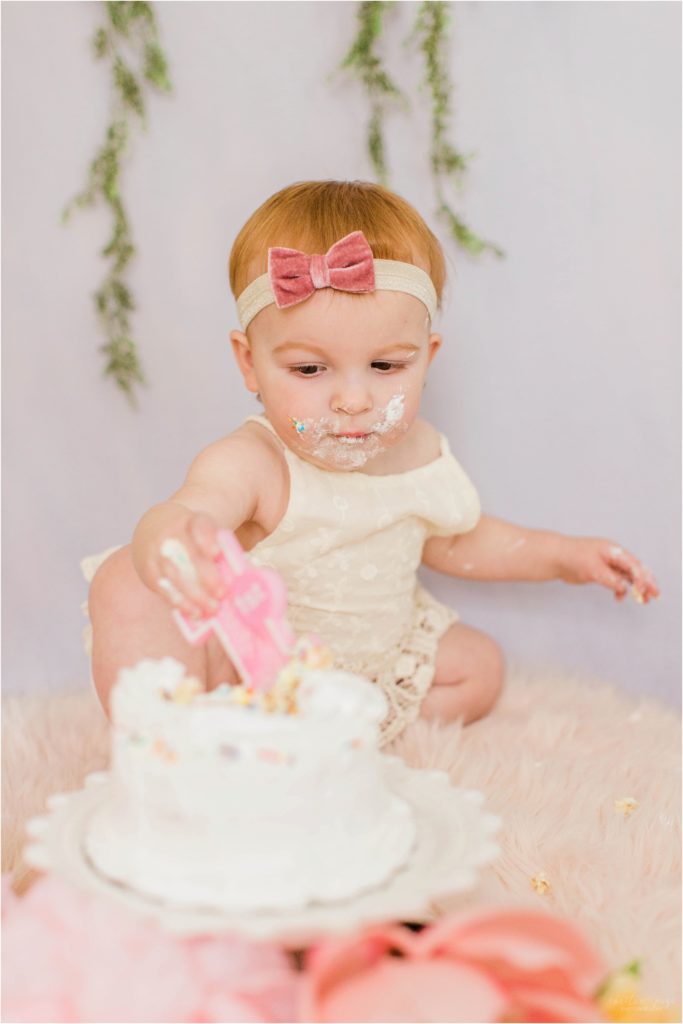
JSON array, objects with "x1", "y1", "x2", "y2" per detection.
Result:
[{"x1": 161, "y1": 635, "x2": 333, "y2": 714}]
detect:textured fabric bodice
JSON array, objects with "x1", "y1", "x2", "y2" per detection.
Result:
[
  {"x1": 80, "y1": 416, "x2": 483, "y2": 747},
  {"x1": 245, "y1": 415, "x2": 481, "y2": 671}
]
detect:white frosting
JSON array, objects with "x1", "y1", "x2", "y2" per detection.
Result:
[
  {"x1": 84, "y1": 658, "x2": 416, "y2": 912},
  {"x1": 286, "y1": 391, "x2": 410, "y2": 471},
  {"x1": 373, "y1": 392, "x2": 406, "y2": 434}
]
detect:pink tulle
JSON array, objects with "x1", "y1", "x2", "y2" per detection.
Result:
[
  {"x1": 2, "y1": 872, "x2": 18, "y2": 916},
  {"x1": 1, "y1": 875, "x2": 299, "y2": 1023},
  {"x1": 3, "y1": 874, "x2": 611, "y2": 1023}
]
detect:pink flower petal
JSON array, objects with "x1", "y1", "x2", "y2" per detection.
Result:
[
  {"x1": 504, "y1": 981, "x2": 607, "y2": 1022},
  {"x1": 422, "y1": 908, "x2": 605, "y2": 991},
  {"x1": 304, "y1": 926, "x2": 418, "y2": 1005},
  {"x1": 313, "y1": 959, "x2": 509, "y2": 1023}
]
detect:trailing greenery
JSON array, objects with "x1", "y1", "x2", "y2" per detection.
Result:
[
  {"x1": 336, "y1": 1, "x2": 409, "y2": 185},
  {"x1": 339, "y1": 1, "x2": 504, "y2": 260},
  {"x1": 63, "y1": 1, "x2": 171, "y2": 403},
  {"x1": 410, "y1": 2, "x2": 503, "y2": 258}
]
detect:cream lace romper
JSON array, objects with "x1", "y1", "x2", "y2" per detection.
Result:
[{"x1": 244, "y1": 414, "x2": 481, "y2": 745}]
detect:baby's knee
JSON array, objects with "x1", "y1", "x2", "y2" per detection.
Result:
[
  {"x1": 89, "y1": 546, "x2": 148, "y2": 627},
  {"x1": 88, "y1": 547, "x2": 159, "y2": 715},
  {"x1": 480, "y1": 634, "x2": 506, "y2": 707},
  {"x1": 465, "y1": 631, "x2": 505, "y2": 719},
  {"x1": 484, "y1": 634, "x2": 505, "y2": 687}
]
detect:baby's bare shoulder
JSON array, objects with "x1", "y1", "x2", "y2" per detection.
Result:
[
  {"x1": 190, "y1": 424, "x2": 278, "y2": 474},
  {"x1": 232, "y1": 421, "x2": 289, "y2": 536},
  {"x1": 231, "y1": 421, "x2": 290, "y2": 528},
  {"x1": 185, "y1": 423, "x2": 288, "y2": 533}
]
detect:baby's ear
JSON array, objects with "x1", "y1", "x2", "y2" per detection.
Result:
[
  {"x1": 230, "y1": 330, "x2": 259, "y2": 393},
  {"x1": 427, "y1": 333, "x2": 442, "y2": 365}
]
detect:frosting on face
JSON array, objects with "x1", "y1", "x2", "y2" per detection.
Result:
[
  {"x1": 373, "y1": 393, "x2": 405, "y2": 434},
  {"x1": 288, "y1": 392, "x2": 409, "y2": 470}
]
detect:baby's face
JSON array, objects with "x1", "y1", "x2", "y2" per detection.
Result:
[{"x1": 231, "y1": 289, "x2": 441, "y2": 471}]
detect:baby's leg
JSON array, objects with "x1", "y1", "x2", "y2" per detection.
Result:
[
  {"x1": 89, "y1": 545, "x2": 238, "y2": 716},
  {"x1": 419, "y1": 622, "x2": 505, "y2": 727}
]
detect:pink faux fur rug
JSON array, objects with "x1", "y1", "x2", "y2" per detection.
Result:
[{"x1": 2, "y1": 666, "x2": 681, "y2": 1009}]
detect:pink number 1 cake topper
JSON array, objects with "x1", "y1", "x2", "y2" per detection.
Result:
[{"x1": 172, "y1": 530, "x2": 296, "y2": 692}]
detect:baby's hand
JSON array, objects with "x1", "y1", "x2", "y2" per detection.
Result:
[
  {"x1": 558, "y1": 537, "x2": 660, "y2": 604},
  {"x1": 153, "y1": 513, "x2": 227, "y2": 619}
]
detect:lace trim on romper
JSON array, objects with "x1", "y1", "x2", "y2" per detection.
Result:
[
  {"x1": 340, "y1": 586, "x2": 458, "y2": 746},
  {"x1": 245, "y1": 415, "x2": 481, "y2": 748}
]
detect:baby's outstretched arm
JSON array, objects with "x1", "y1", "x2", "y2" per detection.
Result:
[
  {"x1": 132, "y1": 433, "x2": 269, "y2": 619},
  {"x1": 89, "y1": 430, "x2": 283, "y2": 712},
  {"x1": 422, "y1": 514, "x2": 660, "y2": 603}
]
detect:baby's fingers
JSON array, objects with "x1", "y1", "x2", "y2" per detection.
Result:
[
  {"x1": 188, "y1": 514, "x2": 222, "y2": 560},
  {"x1": 159, "y1": 538, "x2": 220, "y2": 617},
  {"x1": 157, "y1": 563, "x2": 216, "y2": 619},
  {"x1": 632, "y1": 569, "x2": 660, "y2": 604},
  {"x1": 599, "y1": 567, "x2": 629, "y2": 600},
  {"x1": 187, "y1": 517, "x2": 226, "y2": 600},
  {"x1": 607, "y1": 545, "x2": 659, "y2": 603},
  {"x1": 157, "y1": 575, "x2": 185, "y2": 607},
  {"x1": 160, "y1": 537, "x2": 200, "y2": 584}
]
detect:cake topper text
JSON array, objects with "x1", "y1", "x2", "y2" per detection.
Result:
[{"x1": 172, "y1": 530, "x2": 296, "y2": 691}]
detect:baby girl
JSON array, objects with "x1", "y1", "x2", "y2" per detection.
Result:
[{"x1": 89, "y1": 180, "x2": 659, "y2": 745}]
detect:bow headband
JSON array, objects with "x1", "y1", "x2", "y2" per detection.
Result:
[{"x1": 235, "y1": 230, "x2": 438, "y2": 330}]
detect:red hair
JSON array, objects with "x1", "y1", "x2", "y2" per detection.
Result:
[{"x1": 229, "y1": 180, "x2": 446, "y2": 310}]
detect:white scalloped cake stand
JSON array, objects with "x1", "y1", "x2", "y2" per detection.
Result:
[{"x1": 24, "y1": 757, "x2": 501, "y2": 946}]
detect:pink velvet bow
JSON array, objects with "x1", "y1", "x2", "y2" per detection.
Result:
[{"x1": 267, "y1": 230, "x2": 376, "y2": 309}]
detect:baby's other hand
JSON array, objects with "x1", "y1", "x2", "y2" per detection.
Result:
[
  {"x1": 558, "y1": 537, "x2": 660, "y2": 604},
  {"x1": 154, "y1": 513, "x2": 227, "y2": 619}
]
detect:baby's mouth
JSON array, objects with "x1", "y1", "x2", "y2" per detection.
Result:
[{"x1": 332, "y1": 432, "x2": 373, "y2": 444}]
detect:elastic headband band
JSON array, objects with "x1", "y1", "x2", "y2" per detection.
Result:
[{"x1": 235, "y1": 230, "x2": 438, "y2": 330}]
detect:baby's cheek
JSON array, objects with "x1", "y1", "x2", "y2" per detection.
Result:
[
  {"x1": 266, "y1": 383, "x2": 319, "y2": 435},
  {"x1": 273, "y1": 408, "x2": 337, "y2": 455},
  {"x1": 286, "y1": 379, "x2": 325, "y2": 417}
]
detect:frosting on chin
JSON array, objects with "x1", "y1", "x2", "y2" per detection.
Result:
[
  {"x1": 84, "y1": 656, "x2": 416, "y2": 912},
  {"x1": 285, "y1": 393, "x2": 410, "y2": 470}
]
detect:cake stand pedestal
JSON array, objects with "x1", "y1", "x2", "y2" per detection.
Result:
[{"x1": 24, "y1": 757, "x2": 501, "y2": 946}]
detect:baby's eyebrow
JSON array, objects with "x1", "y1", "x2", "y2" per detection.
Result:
[
  {"x1": 272, "y1": 341, "x2": 420, "y2": 357},
  {"x1": 373, "y1": 343, "x2": 420, "y2": 356},
  {"x1": 272, "y1": 341, "x2": 328, "y2": 357}
]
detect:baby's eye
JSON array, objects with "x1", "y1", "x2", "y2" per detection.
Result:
[
  {"x1": 290, "y1": 364, "x2": 325, "y2": 377},
  {"x1": 371, "y1": 361, "x2": 404, "y2": 372}
]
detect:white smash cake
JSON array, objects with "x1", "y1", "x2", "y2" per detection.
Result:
[{"x1": 83, "y1": 641, "x2": 417, "y2": 913}]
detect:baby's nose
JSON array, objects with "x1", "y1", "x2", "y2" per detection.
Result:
[
  {"x1": 330, "y1": 373, "x2": 373, "y2": 416},
  {"x1": 331, "y1": 393, "x2": 372, "y2": 415}
]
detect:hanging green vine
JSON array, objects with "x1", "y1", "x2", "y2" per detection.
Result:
[
  {"x1": 335, "y1": 1, "x2": 409, "y2": 185},
  {"x1": 338, "y1": 1, "x2": 503, "y2": 260},
  {"x1": 62, "y1": 1, "x2": 172, "y2": 403},
  {"x1": 410, "y1": 1, "x2": 504, "y2": 258}
]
